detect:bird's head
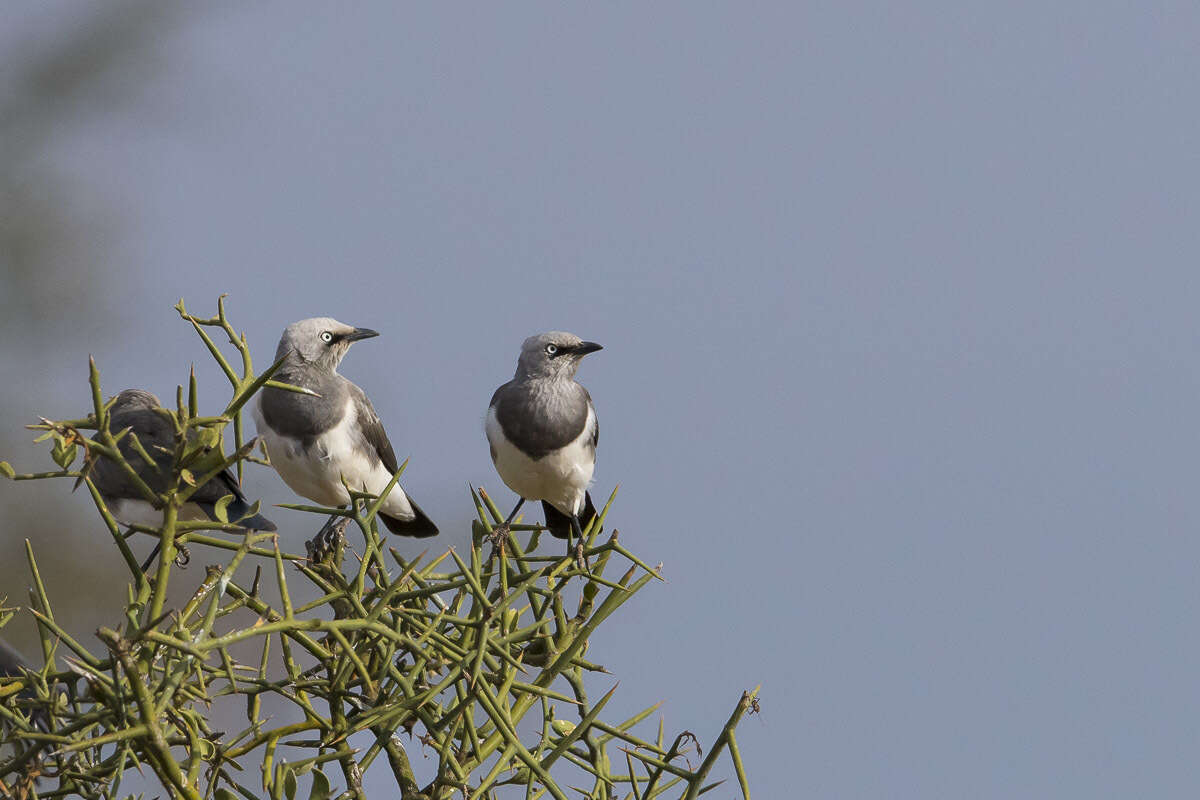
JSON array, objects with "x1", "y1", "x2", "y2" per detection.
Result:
[
  {"x1": 112, "y1": 389, "x2": 161, "y2": 412},
  {"x1": 276, "y1": 317, "x2": 379, "y2": 372},
  {"x1": 515, "y1": 331, "x2": 603, "y2": 380}
]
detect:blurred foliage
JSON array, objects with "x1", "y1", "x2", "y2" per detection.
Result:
[
  {"x1": 1, "y1": 0, "x2": 176, "y2": 337},
  {"x1": 0, "y1": 300, "x2": 756, "y2": 799},
  {"x1": 0, "y1": 2, "x2": 183, "y2": 653}
]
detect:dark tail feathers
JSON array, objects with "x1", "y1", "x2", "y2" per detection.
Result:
[
  {"x1": 541, "y1": 492, "x2": 601, "y2": 540},
  {"x1": 380, "y1": 496, "x2": 439, "y2": 538},
  {"x1": 199, "y1": 499, "x2": 277, "y2": 532},
  {"x1": 235, "y1": 511, "x2": 277, "y2": 532}
]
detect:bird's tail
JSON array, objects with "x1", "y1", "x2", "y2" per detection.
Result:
[
  {"x1": 380, "y1": 496, "x2": 439, "y2": 538},
  {"x1": 199, "y1": 499, "x2": 277, "y2": 531},
  {"x1": 542, "y1": 492, "x2": 601, "y2": 540},
  {"x1": 235, "y1": 510, "x2": 278, "y2": 532}
]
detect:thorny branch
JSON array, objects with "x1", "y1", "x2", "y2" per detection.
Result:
[{"x1": 0, "y1": 298, "x2": 757, "y2": 800}]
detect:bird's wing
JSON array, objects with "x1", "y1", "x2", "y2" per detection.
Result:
[
  {"x1": 584, "y1": 388, "x2": 598, "y2": 450},
  {"x1": 485, "y1": 382, "x2": 509, "y2": 454},
  {"x1": 349, "y1": 383, "x2": 399, "y2": 475},
  {"x1": 94, "y1": 404, "x2": 255, "y2": 517},
  {"x1": 218, "y1": 469, "x2": 248, "y2": 501},
  {"x1": 190, "y1": 466, "x2": 249, "y2": 505},
  {"x1": 93, "y1": 408, "x2": 174, "y2": 498},
  {"x1": 488, "y1": 382, "x2": 506, "y2": 410}
]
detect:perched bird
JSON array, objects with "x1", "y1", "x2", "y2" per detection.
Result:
[
  {"x1": 253, "y1": 317, "x2": 438, "y2": 539},
  {"x1": 485, "y1": 332, "x2": 603, "y2": 550},
  {"x1": 92, "y1": 389, "x2": 276, "y2": 534}
]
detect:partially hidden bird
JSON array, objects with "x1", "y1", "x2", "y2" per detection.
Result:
[{"x1": 91, "y1": 389, "x2": 276, "y2": 536}]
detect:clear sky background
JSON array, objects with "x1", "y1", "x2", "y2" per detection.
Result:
[{"x1": 3, "y1": 2, "x2": 1200, "y2": 797}]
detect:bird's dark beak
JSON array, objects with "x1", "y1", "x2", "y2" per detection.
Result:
[
  {"x1": 574, "y1": 341, "x2": 603, "y2": 355},
  {"x1": 346, "y1": 327, "x2": 380, "y2": 342}
]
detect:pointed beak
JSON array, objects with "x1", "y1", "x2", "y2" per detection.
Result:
[
  {"x1": 574, "y1": 341, "x2": 603, "y2": 355},
  {"x1": 346, "y1": 327, "x2": 380, "y2": 342}
]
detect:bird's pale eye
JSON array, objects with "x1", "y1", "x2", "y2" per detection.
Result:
[
  {"x1": 545, "y1": 344, "x2": 558, "y2": 356},
  {"x1": 320, "y1": 331, "x2": 333, "y2": 343}
]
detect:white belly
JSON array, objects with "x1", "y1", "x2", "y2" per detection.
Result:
[
  {"x1": 485, "y1": 405, "x2": 595, "y2": 516},
  {"x1": 254, "y1": 397, "x2": 415, "y2": 520}
]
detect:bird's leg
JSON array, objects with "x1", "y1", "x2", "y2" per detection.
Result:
[
  {"x1": 139, "y1": 535, "x2": 162, "y2": 574},
  {"x1": 320, "y1": 513, "x2": 342, "y2": 550},
  {"x1": 570, "y1": 514, "x2": 590, "y2": 572},
  {"x1": 139, "y1": 528, "x2": 191, "y2": 573},
  {"x1": 487, "y1": 498, "x2": 526, "y2": 550}
]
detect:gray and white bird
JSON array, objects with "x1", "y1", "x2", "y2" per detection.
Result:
[
  {"x1": 92, "y1": 389, "x2": 276, "y2": 533},
  {"x1": 253, "y1": 317, "x2": 438, "y2": 538},
  {"x1": 485, "y1": 332, "x2": 603, "y2": 547}
]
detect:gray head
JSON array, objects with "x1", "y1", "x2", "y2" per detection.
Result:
[
  {"x1": 275, "y1": 317, "x2": 380, "y2": 372},
  {"x1": 514, "y1": 331, "x2": 603, "y2": 380},
  {"x1": 113, "y1": 389, "x2": 161, "y2": 411}
]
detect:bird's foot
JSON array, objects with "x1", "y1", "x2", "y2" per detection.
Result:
[
  {"x1": 574, "y1": 540, "x2": 590, "y2": 572},
  {"x1": 139, "y1": 533, "x2": 190, "y2": 573},
  {"x1": 306, "y1": 517, "x2": 350, "y2": 565},
  {"x1": 487, "y1": 522, "x2": 512, "y2": 557}
]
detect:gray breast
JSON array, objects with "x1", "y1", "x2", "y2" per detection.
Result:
[
  {"x1": 259, "y1": 368, "x2": 349, "y2": 446},
  {"x1": 491, "y1": 379, "x2": 592, "y2": 460}
]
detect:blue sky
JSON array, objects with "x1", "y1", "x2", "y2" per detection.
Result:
[{"x1": 4, "y1": 2, "x2": 1200, "y2": 796}]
